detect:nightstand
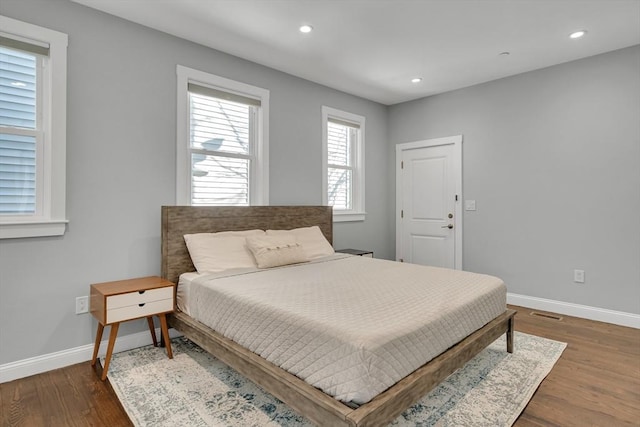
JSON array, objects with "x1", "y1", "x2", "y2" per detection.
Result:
[
  {"x1": 336, "y1": 248, "x2": 374, "y2": 258},
  {"x1": 90, "y1": 276, "x2": 175, "y2": 380}
]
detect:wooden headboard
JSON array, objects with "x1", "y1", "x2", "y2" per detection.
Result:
[{"x1": 161, "y1": 206, "x2": 333, "y2": 284}]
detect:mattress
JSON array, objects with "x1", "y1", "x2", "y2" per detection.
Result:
[{"x1": 179, "y1": 254, "x2": 506, "y2": 404}]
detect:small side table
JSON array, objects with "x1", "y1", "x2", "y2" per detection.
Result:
[
  {"x1": 336, "y1": 248, "x2": 374, "y2": 258},
  {"x1": 90, "y1": 276, "x2": 175, "y2": 380}
]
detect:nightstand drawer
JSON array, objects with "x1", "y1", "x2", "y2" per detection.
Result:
[
  {"x1": 106, "y1": 298, "x2": 173, "y2": 323},
  {"x1": 107, "y1": 286, "x2": 173, "y2": 309}
]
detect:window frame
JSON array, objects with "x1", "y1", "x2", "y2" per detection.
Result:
[
  {"x1": 0, "y1": 16, "x2": 68, "y2": 239},
  {"x1": 176, "y1": 65, "x2": 269, "y2": 206},
  {"x1": 322, "y1": 106, "x2": 366, "y2": 222}
]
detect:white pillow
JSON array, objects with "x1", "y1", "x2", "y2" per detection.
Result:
[
  {"x1": 246, "y1": 235, "x2": 309, "y2": 268},
  {"x1": 266, "y1": 226, "x2": 334, "y2": 260},
  {"x1": 184, "y1": 230, "x2": 264, "y2": 273}
]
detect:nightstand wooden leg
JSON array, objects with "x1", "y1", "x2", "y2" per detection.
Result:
[
  {"x1": 91, "y1": 323, "x2": 104, "y2": 366},
  {"x1": 147, "y1": 317, "x2": 158, "y2": 347},
  {"x1": 101, "y1": 322, "x2": 120, "y2": 381},
  {"x1": 507, "y1": 314, "x2": 515, "y2": 354},
  {"x1": 158, "y1": 313, "x2": 173, "y2": 359}
]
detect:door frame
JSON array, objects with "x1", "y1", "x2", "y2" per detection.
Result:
[{"x1": 396, "y1": 135, "x2": 463, "y2": 269}]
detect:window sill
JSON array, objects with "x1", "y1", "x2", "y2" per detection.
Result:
[
  {"x1": 0, "y1": 220, "x2": 68, "y2": 239},
  {"x1": 333, "y1": 212, "x2": 366, "y2": 222}
]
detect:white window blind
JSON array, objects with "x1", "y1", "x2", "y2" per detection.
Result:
[
  {"x1": 0, "y1": 44, "x2": 41, "y2": 215},
  {"x1": 0, "y1": 16, "x2": 68, "y2": 239},
  {"x1": 327, "y1": 119, "x2": 358, "y2": 210},
  {"x1": 322, "y1": 106, "x2": 365, "y2": 221},
  {"x1": 177, "y1": 66, "x2": 269, "y2": 207},
  {"x1": 188, "y1": 83, "x2": 259, "y2": 206}
]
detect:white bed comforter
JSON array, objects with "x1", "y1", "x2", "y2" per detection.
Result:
[{"x1": 182, "y1": 254, "x2": 506, "y2": 404}]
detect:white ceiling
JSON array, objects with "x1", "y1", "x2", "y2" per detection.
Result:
[{"x1": 72, "y1": 0, "x2": 640, "y2": 105}]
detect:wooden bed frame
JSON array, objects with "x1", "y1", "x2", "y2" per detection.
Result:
[{"x1": 161, "y1": 205, "x2": 516, "y2": 427}]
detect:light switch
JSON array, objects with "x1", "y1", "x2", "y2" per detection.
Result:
[{"x1": 465, "y1": 200, "x2": 477, "y2": 211}]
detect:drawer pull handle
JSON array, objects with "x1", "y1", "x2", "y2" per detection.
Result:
[
  {"x1": 138, "y1": 290, "x2": 145, "y2": 294},
  {"x1": 138, "y1": 303, "x2": 146, "y2": 307}
]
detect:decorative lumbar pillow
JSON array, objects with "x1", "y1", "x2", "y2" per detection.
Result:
[
  {"x1": 266, "y1": 226, "x2": 334, "y2": 260},
  {"x1": 184, "y1": 230, "x2": 264, "y2": 273},
  {"x1": 245, "y1": 235, "x2": 309, "y2": 268}
]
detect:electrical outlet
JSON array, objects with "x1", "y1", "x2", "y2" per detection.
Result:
[
  {"x1": 573, "y1": 269, "x2": 585, "y2": 283},
  {"x1": 76, "y1": 296, "x2": 89, "y2": 314}
]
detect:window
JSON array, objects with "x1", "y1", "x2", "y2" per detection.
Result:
[
  {"x1": 322, "y1": 106, "x2": 365, "y2": 222},
  {"x1": 176, "y1": 65, "x2": 269, "y2": 206},
  {"x1": 0, "y1": 16, "x2": 68, "y2": 239}
]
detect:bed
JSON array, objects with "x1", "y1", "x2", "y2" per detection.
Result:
[{"x1": 161, "y1": 205, "x2": 515, "y2": 427}]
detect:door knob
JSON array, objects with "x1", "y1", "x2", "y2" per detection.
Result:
[{"x1": 441, "y1": 224, "x2": 453, "y2": 229}]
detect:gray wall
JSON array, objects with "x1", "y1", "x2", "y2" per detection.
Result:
[
  {"x1": 389, "y1": 45, "x2": 640, "y2": 314},
  {"x1": 1, "y1": 0, "x2": 637, "y2": 368},
  {"x1": 0, "y1": 0, "x2": 391, "y2": 365}
]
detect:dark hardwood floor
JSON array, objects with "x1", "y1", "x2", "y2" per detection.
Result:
[{"x1": 1, "y1": 305, "x2": 639, "y2": 426}]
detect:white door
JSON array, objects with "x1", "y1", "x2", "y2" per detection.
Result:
[{"x1": 396, "y1": 136, "x2": 462, "y2": 269}]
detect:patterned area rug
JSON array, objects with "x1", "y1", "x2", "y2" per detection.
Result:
[{"x1": 106, "y1": 332, "x2": 565, "y2": 426}]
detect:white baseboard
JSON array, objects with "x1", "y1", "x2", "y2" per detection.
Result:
[
  {"x1": 0, "y1": 328, "x2": 182, "y2": 384},
  {"x1": 507, "y1": 293, "x2": 640, "y2": 329}
]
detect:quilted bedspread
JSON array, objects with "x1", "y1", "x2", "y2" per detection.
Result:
[{"x1": 184, "y1": 255, "x2": 506, "y2": 404}]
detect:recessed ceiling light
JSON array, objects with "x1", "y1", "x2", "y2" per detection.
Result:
[
  {"x1": 299, "y1": 25, "x2": 313, "y2": 33},
  {"x1": 569, "y1": 30, "x2": 587, "y2": 39},
  {"x1": 499, "y1": 51, "x2": 510, "y2": 56},
  {"x1": 411, "y1": 77, "x2": 422, "y2": 83}
]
